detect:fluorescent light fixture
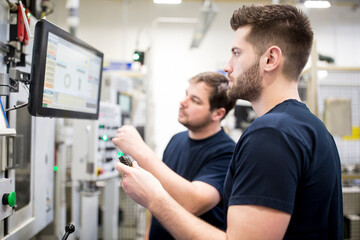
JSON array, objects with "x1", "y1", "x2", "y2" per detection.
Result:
[
  {"x1": 304, "y1": 1, "x2": 331, "y2": 8},
  {"x1": 153, "y1": 0, "x2": 182, "y2": 4}
]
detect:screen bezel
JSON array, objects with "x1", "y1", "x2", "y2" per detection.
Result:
[{"x1": 28, "y1": 19, "x2": 104, "y2": 119}]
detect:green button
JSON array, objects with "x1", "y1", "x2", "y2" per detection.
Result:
[{"x1": 7, "y1": 192, "x2": 16, "y2": 207}]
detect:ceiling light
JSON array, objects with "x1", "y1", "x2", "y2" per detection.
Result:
[
  {"x1": 304, "y1": 1, "x2": 331, "y2": 8},
  {"x1": 153, "y1": 0, "x2": 182, "y2": 4}
]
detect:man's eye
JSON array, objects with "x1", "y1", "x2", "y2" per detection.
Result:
[{"x1": 191, "y1": 98, "x2": 200, "y2": 104}]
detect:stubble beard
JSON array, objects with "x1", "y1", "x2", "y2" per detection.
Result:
[
  {"x1": 227, "y1": 61, "x2": 263, "y2": 103},
  {"x1": 178, "y1": 110, "x2": 213, "y2": 132}
]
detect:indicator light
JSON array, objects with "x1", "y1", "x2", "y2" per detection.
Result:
[
  {"x1": 133, "y1": 52, "x2": 140, "y2": 61},
  {"x1": 132, "y1": 51, "x2": 145, "y2": 65}
]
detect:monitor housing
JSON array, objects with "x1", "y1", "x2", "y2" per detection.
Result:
[{"x1": 28, "y1": 19, "x2": 104, "y2": 119}]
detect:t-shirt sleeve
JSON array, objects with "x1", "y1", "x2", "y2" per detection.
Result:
[{"x1": 228, "y1": 128, "x2": 305, "y2": 214}]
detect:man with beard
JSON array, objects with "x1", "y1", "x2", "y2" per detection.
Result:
[
  {"x1": 116, "y1": 4, "x2": 343, "y2": 240},
  {"x1": 112, "y1": 72, "x2": 236, "y2": 240}
]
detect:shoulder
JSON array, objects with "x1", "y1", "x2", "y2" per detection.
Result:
[
  {"x1": 238, "y1": 100, "x2": 324, "y2": 156},
  {"x1": 247, "y1": 100, "x2": 322, "y2": 136},
  {"x1": 210, "y1": 129, "x2": 236, "y2": 148},
  {"x1": 218, "y1": 128, "x2": 236, "y2": 142},
  {"x1": 169, "y1": 130, "x2": 189, "y2": 141}
]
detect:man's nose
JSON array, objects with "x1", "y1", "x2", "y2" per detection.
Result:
[
  {"x1": 223, "y1": 59, "x2": 233, "y2": 74},
  {"x1": 180, "y1": 97, "x2": 189, "y2": 107}
]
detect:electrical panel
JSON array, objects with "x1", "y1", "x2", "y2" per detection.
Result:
[{"x1": 72, "y1": 102, "x2": 121, "y2": 181}]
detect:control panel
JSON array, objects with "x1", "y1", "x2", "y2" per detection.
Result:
[
  {"x1": 0, "y1": 178, "x2": 16, "y2": 221},
  {"x1": 72, "y1": 102, "x2": 121, "y2": 181}
]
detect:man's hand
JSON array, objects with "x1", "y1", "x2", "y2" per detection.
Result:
[
  {"x1": 116, "y1": 161, "x2": 226, "y2": 240},
  {"x1": 112, "y1": 125, "x2": 149, "y2": 160},
  {"x1": 116, "y1": 161, "x2": 166, "y2": 209}
]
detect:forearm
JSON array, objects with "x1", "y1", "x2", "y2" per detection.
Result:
[
  {"x1": 149, "y1": 188, "x2": 226, "y2": 240},
  {"x1": 125, "y1": 139, "x2": 218, "y2": 215},
  {"x1": 153, "y1": 163, "x2": 202, "y2": 208},
  {"x1": 117, "y1": 161, "x2": 226, "y2": 240},
  {"x1": 135, "y1": 152, "x2": 215, "y2": 215},
  {"x1": 138, "y1": 155, "x2": 202, "y2": 213}
]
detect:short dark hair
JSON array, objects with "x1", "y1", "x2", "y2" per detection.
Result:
[
  {"x1": 230, "y1": 4, "x2": 314, "y2": 80},
  {"x1": 189, "y1": 72, "x2": 236, "y2": 119}
]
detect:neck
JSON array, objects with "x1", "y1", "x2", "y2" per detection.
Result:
[
  {"x1": 188, "y1": 123, "x2": 222, "y2": 140},
  {"x1": 252, "y1": 77, "x2": 301, "y2": 117}
]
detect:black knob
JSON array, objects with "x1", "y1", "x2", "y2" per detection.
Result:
[
  {"x1": 66, "y1": 224, "x2": 75, "y2": 233},
  {"x1": 62, "y1": 224, "x2": 75, "y2": 240}
]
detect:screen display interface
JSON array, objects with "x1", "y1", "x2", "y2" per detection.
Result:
[{"x1": 42, "y1": 32, "x2": 102, "y2": 114}]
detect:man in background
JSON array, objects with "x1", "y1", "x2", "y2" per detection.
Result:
[{"x1": 112, "y1": 71, "x2": 236, "y2": 239}]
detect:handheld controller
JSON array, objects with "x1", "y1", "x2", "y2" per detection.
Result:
[{"x1": 118, "y1": 155, "x2": 133, "y2": 167}]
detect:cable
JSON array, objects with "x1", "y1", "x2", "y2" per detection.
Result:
[
  {"x1": 0, "y1": 84, "x2": 17, "y2": 91},
  {"x1": 0, "y1": 98, "x2": 10, "y2": 128},
  {"x1": 6, "y1": 0, "x2": 18, "y2": 11},
  {"x1": 0, "y1": 41, "x2": 10, "y2": 54},
  {"x1": 20, "y1": 82, "x2": 29, "y2": 94},
  {"x1": 5, "y1": 102, "x2": 28, "y2": 112}
]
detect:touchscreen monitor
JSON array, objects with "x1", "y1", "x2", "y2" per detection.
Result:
[{"x1": 28, "y1": 19, "x2": 103, "y2": 119}]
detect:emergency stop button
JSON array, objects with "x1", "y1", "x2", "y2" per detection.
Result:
[
  {"x1": 2, "y1": 191, "x2": 16, "y2": 207},
  {"x1": 96, "y1": 168, "x2": 104, "y2": 176}
]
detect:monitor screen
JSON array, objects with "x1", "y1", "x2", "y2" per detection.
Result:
[
  {"x1": 28, "y1": 19, "x2": 103, "y2": 119},
  {"x1": 117, "y1": 92, "x2": 132, "y2": 114}
]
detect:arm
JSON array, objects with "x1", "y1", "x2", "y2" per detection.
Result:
[
  {"x1": 117, "y1": 161, "x2": 226, "y2": 240},
  {"x1": 112, "y1": 125, "x2": 220, "y2": 215},
  {"x1": 117, "y1": 162, "x2": 290, "y2": 240},
  {"x1": 226, "y1": 205, "x2": 290, "y2": 240}
]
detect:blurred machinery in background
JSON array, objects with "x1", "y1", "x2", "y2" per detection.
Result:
[
  {"x1": 47, "y1": 101, "x2": 125, "y2": 240},
  {"x1": 1, "y1": 1, "x2": 149, "y2": 239},
  {"x1": 67, "y1": 102, "x2": 121, "y2": 240},
  {"x1": 101, "y1": 69, "x2": 147, "y2": 139},
  {"x1": 0, "y1": 1, "x2": 119, "y2": 240},
  {"x1": 100, "y1": 68, "x2": 148, "y2": 240}
]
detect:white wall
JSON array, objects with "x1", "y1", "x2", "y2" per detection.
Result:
[
  {"x1": 305, "y1": 5, "x2": 360, "y2": 66},
  {"x1": 47, "y1": 0, "x2": 360, "y2": 157}
]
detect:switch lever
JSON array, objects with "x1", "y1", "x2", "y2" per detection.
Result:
[{"x1": 61, "y1": 224, "x2": 75, "y2": 240}]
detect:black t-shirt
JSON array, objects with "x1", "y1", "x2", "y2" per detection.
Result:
[
  {"x1": 224, "y1": 100, "x2": 343, "y2": 239},
  {"x1": 149, "y1": 128, "x2": 235, "y2": 240}
]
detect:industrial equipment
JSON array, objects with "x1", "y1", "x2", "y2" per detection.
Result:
[{"x1": 0, "y1": 2, "x2": 106, "y2": 239}]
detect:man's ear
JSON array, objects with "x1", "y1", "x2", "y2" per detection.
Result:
[
  {"x1": 263, "y1": 46, "x2": 282, "y2": 72},
  {"x1": 212, "y1": 107, "x2": 226, "y2": 121}
]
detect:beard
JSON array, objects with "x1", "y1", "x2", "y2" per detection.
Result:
[
  {"x1": 227, "y1": 60, "x2": 263, "y2": 102},
  {"x1": 178, "y1": 109, "x2": 213, "y2": 132}
]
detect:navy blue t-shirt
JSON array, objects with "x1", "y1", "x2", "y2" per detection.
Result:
[
  {"x1": 149, "y1": 128, "x2": 235, "y2": 240},
  {"x1": 224, "y1": 99, "x2": 343, "y2": 239}
]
